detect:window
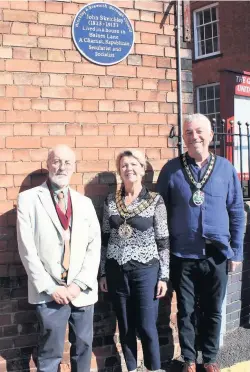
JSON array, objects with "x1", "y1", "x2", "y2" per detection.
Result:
[
  {"x1": 193, "y1": 4, "x2": 220, "y2": 59},
  {"x1": 197, "y1": 83, "x2": 220, "y2": 129}
]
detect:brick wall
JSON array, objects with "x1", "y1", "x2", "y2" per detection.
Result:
[
  {"x1": 0, "y1": 1, "x2": 193, "y2": 371},
  {"x1": 191, "y1": 1, "x2": 250, "y2": 86}
]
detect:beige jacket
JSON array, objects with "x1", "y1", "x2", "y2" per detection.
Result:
[{"x1": 16, "y1": 182, "x2": 101, "y2": 307}]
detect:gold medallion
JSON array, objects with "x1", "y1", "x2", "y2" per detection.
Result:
[{"x1": 118, "y1": 221, "x2": 133, "y2": 239}]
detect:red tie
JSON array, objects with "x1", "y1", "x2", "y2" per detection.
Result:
[{"x1": 58, "y1": 192, "x2": 70, "y2": 271}]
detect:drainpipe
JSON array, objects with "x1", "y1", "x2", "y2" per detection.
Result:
[{"x1": 176, "y1": 0, "x2": 184, "y2": 155}]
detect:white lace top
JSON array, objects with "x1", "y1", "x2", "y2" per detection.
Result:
[{"x1": 100, "y1": 187, "x2": 170, "y2": 280}]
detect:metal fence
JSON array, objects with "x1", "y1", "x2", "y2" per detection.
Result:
[{"x1": 170, "y1": 119, "x2": 250, "y2": 200}]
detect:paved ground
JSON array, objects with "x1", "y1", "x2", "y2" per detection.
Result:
[{"x1": 139, "y1": 326, "x2": 250, "y2": 371}]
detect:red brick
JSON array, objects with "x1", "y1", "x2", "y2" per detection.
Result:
[
  {"x1": 3, "y1": 34, "x2": 37, "y2": 47},
  {"x1": 67, "y1": 75, "x2": 82, "y2": 87},
  {"x1": 130, "y1": 125, "x2": 144, "y2": 135},
  {"x1": 146, "y1": 149, "x2": 161, "y2": 160},
  {"x1": 156, "y1": 35, "x2": 171, "y2": 46},
  {"x1": 6, "y1": 162, "x2": 41, "y2": 175},
  {"x1": 49, "y1": 124, "x2": 66, "y2": 135},
  {"x1": 157, "y1": 57, "x2": 171, "y2": 68},
  {"x1": 135, "y1": 1, "x2": 163, "y2": 12},
  {"x1": 10, "y1": 1, "x2": 28, "y2": 10},
  {"x1": 82, "y1": 76, "x2": 99, "y2": 87},
  {"x1": 29, "y1": 23, "x2": 45, "y2": 36},
  {"x1": 41, "y1": 111, "x2": 75, "y2": 123},
  {"x1": 143, "y1": 79, "x2": 158, "y2": 90},
  {"x1": 38, "y1": 37, "x2": 72, "y2": 50},
  {"x1": 115, "y1": 101, "x2": 130, "y2": 112},
  {"x1": 160, "y1": 103, "x2": 174, "y2": 113},
  {"x1": 76, "y1": 111, "x2": 107, "y2": 128},
  {"x1": 159, "y1": 125, "x2": 171, "y2": 136},
  {"x1": 125, "y1": 9, "x2": 140, "y2": 20},
  {"x1": 0, "y1": 189, "x2": 7, "y2": 201},
  {"x1": 0, "y1": 150, "x2": 13, "y2": 161},
  {"x1": 164, "y1": 25, "x2": 175, "y2": 36},
  {"x1": 76, "y1": 136, "x2": 107, "y2": 148},
  {"x1": 113, "y1": 78, "x2": 127, "y2": 89},
  {"x1": 0, "y1": 87, "x2": 5, "y2": 97},
  {"x1": 66, "y1": 100, "x2": 82, "y2": 111},
  {"x1": 6, "y1": 137, "x2": 40, "y2": 149},
  {"x1": 144, "y1": 125, "x2": 159, "y2": 136},
  {"x1": 14, "y1": 124, "x2": 31, "y2": 136},
  {"x1": 98, "y1": 125, "x2": 114, "y2": 135},
  {"x1": 0, "y1": 112, "x2": 5, "y2": 123},
  {"x1": 114, "y1": 125, "x2": 129, "y2": 136},
  {"x1": 82, "y1": 125, "x2": 98, "y2": 136},
  {"x1": 141, "y1": 11, "x2": 155, "y2": 22},
  {"x1": 137, "y1": 90, "x2": 166, "y2": 102},
  {"x1": 82, "y1": 149, "x2": 99, "y2": 160},
  {"x1": 0, "y1": 98, "x2": 12, "y2": 110},
  {"x1": 74, "y1": 63, "x2": 105, "y2": 76},
  {"x1": 139, "y1": 113, "x2": 166, "y2": 124},
  {"x1": 82, "y1": 100, "x2": 99, "y2": 112},
  {"x1": 167, "y1": 92, "x2": 178, "y2": 103},
  {"x1": 11, "y1": 22, "x2": 29, "y2": 35},
  {"x1": 6, "y1": 59, "x2": 39, "y2": 72},
  {"x1": 46, "y1": 1, "x2": 62, "y2": 13},
  {"x1": 0, "y1": 124, "x2": 13, "y2": 136},
  {"x1": 108, "y1": 136, "x2": 138, "y2": 148},
  {"x1": 77, "y1": 161, "x2": 109, "y2": 172},
  {"x1": 141, "y1": 33, "x2": 156, "y2": 45},
  {"x1": 31, "y1": 48, "x2": 47, "y2": 61},
  {"x1": 66, "y1": 124, "x2": 82, "y2": 136},
  {"x1": 0, "y1": 21, "x2": 11, "y2": 34},
  {"x1": 145, "y1": 102, "x2": 159, "y2": 113},
  {"x1": 42, "y1": 87, "x2": 72, "y2": 99},
  {"x1": 29, "y1": 2, "x2": 45, "y2": 12},
  {"x1": 39, "y1": 12, "x2": 71, "y2": 26},
  {"x1": 6, "y1": 111, "x2": 40, "y2": 123},
  {"x1": 41, "y1": 136, "x2": 75, "y2": 148},
  {"x1": 107, "y1": 65, "x2": 136, "y2": 77},
  {"x1": 48, "y1": 50, "x2": 65, "y2": 62},
  {"x1": 65, "y1": 51, "x2": 81, "y2": 62},
  {"x1": 13, "y1": 48, "x2": 30, "y2": 60},
  {"x1": 32, "y1": 124, "x2": 49, "y2": 136},
  {"x1": 3, "y1": 10, "x2": 37, "y2": 23},
  {"x1": 161, "y1": 147, "x2": 176, "y2": 160},
  {"x1": 7, "y1": 187, "x2": 20, "y2": 200},
  {"x1": 130, "y1": 102, "x2": 145, "y2": 112},
  {"x1": 139, "y1": 136, "x2": 167, "y2": 148},
  {"x1": 0, "y1": 162, "x2": 6, "y2": 174},
  {"x1": 106, "y1": 89, "x2": 136, "y2": 101},
  {"x1": 32, "y1": 99, "x2": 49, "y2": 111},
  {"x1": 63, "y1": 3, "x2": 80, "y2": 15},
  {"x1": 49, "y1": 74, "x2": 66, "y2": 87},
  {"x1": 0, "y1": 47, "x2": 12, "y2": 59},
  {"x1": 99, "y1": 101, "x2": 114, "y2": 112},
  {"x1": 63, "y1": 26, "x2": 71, "y2": 38},
  {"x1": 41, "y1": 61, "x2": 73, "y2": 74},
  {"x1": 74, "y1": 87, "x2": 105, "y2": 100},
  {"x1": 128, "y1": 78, "x2": 142, "y2": 89},
  {"x1": 166, "y1": 69, "x2": 177, "y2": 80},
  {"x1": 99, "y1": 148, "x2": 115, "y2": 160},
  {"x1": 13, "y1": 149, "x2": 31, "y2": 161},
  {"x1": 137, "y1": 67, "x2": 165, "y2": 79},
  {"x1": 136, "y1": 44, "x2": 164, "y2": 56},
  {"x1": 108, "y1": 113, "x2": 138, "y2": 124},
  {"x1": 107, "y1": 1, "x2": 134, "y2": 8},
  {"x1": 0, "y1": 175, "x2": 13, "y2": 187},
  {"x1": 99, "y1": 76, "x2": 113, "y2": 88},
  {"x1": 49, "y1": 100, "x2": 65, "y2": 111},
  {"x1": 135, "y1": 21, "x2": 163, "y2": 34}
]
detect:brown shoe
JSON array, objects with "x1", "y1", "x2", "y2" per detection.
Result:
[
  {"x1": 181, "y1": 361, "x2": 196, "y2": 372},
  {"x1": 203, "y1": 363, "x2": 220, "y2": 372}
]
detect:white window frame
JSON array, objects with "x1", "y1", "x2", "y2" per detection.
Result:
[
  {"x1": 193, "y1": 3, "x2": 220, "y2": 60},
  {"x1": 196, "y1": 82, "x2": 220, "y2": 129}
]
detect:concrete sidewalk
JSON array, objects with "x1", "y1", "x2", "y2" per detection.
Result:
[{"x1": 221, "y1": 361, "x2": 250, "y2": 372}]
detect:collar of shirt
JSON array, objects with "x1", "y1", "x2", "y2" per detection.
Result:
[
  {"x1": 186, "y1": 152, "x2": 211, "y2": 168},
  {"x1": 51, "y1": 184, "x2": 69, "y2": 204}
]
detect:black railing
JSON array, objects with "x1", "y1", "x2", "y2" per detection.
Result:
[{"x1": 170, "y1": 119, "x2": 250, "y2": 200}]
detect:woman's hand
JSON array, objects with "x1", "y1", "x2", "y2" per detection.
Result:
[
  {"x1": 156, "y1": 280, "x2": 167, "y2": 298},
  {"x1": 99, "y1": 276, "x2": 108, "y2": 292}
]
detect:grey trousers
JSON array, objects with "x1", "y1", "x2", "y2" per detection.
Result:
[{"x1": 36, "y1": 301, "x2": 94, "y2": 372}]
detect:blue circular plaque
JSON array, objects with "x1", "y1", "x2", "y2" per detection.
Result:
[{"x1": 72, "y1": 2, "x2": 134, "y2": 66}]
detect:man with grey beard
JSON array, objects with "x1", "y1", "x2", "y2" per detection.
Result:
[{"x1": 17, "y1": 145, "x2": 101, "y2": 372}]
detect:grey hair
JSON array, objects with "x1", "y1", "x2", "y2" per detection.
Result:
[
  {"x1": 116, "y1": 149, "x2": 146, "y2": 176},
  {"x1": 183, "y1": 113, "x2": 212, "y2": 131},
  {"x1": 47, "y1": 144, "x2": 76, "y2": 164}
]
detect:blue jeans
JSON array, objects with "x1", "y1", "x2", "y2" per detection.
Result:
[
  {"x1": 36, "y1": 301, "x2": 94, "y2": 372},
  {"x1": 106, "y1": 260, "x2": 161, "y2": 371},
  {"x1": 170, "y1": 245, "x2": 228, "y2": 363}
]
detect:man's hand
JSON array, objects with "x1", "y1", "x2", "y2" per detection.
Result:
[
  {"x1": 228, "y1": 260, "x2": 242, "y2": 272},
  {"x1": 67, "y1": 283, "x2": 81, "y2": 301},
  {"x1": 51, "y1": 286, "x2": 70, "y2": 305},
  {"x1": 156, "y1": 280, "x2": 167, "y2": 298},
  {"x1": 99, "y1": 276, "x2": 108, "y2": 292}
]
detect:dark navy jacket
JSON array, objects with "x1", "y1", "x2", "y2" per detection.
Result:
[{"x1": 156, "y1": 154, "x2": 245, "y2": 261}]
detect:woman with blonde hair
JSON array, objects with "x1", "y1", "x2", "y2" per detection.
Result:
[{"x1": 99, "y1": 149, "x2": 170, "y2": 372}]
